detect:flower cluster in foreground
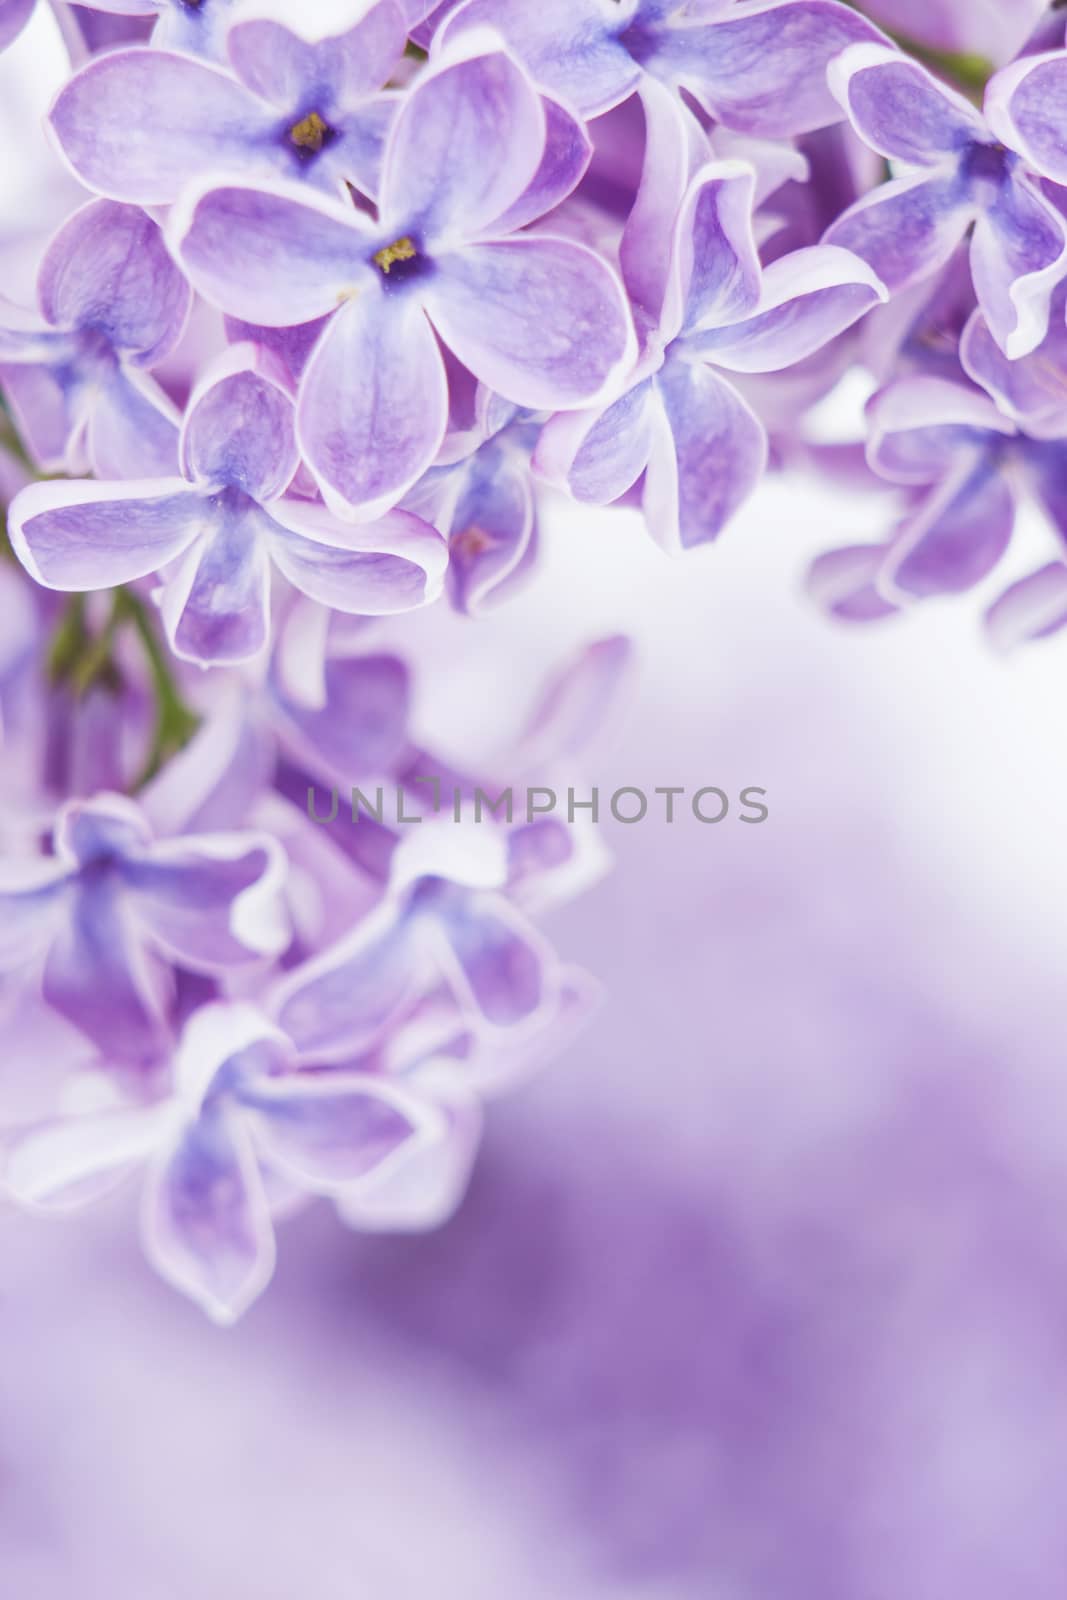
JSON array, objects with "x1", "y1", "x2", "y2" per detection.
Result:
[{"x1": 2, "y1": 0, "x2": 1067, "y2": 1319}]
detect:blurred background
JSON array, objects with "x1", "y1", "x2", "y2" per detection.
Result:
[{"x1": 5, "y1": 8, "x2": 1067, "y2": 1597}]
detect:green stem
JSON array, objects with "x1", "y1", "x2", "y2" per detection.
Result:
[
  {"x1": 113, "y1": 589, "x2": 201, "y2": 788},
  {"x1": 47, "y1": 588, "x2": 201, "y2": 790}
]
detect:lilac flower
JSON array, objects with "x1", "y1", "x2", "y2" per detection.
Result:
[
  {"x1": 169, "y1": 36, "x2": 635, "y2": 518},
  {"x1": 1, "y1": 1002, "x2": 444, "y2": 1321},
  {"x1": 538, "y1": 160, "x2": 886, "y2": 552},
  {"x1": 0, "y1": 793, "x2": 287, "y2": 1057},
  {"x1": 9, "y1": 345, "x2": 448, "y2": 666},
  {"x1": 825, "y1": 44, "x2": 1067, "y2": 358},
  {"x1": 72, "y1": 0, "x2": 241, "y2": 57},
  {"x1": 50, "y1": 1, "x2": 409, "y2": 206},
  {"x1": 272, "y1": 820, "x2": 571, "y2": 1063},
  {"x1": 839, "y1": 375, "x2": 1067, "y2": 645},
  {"x1": 434, "y1": 0, "x2": 884, "y2": 133},
  {"x1": 0, "y1": 199, "x2": 187, "y2": 479}
]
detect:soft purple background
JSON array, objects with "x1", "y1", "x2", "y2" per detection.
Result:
[
  {"x1": 4, "y1": 10, "x2": 1067, "y2": 1596},
  {"x1": 6, "y1": 456, "x2": 1067, "y2": 1596}
]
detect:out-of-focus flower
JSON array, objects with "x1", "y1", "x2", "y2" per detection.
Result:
[
  {"x1": 811, "y1": 374, "x2": 1067, "y2": 647},
  {"x1": 0, "y1": 792, "x2": 287, "y2": 1057},
  {"x1": 1, "y1": 1001, "x2": 445, "y2": 1321},
  {"x1": 0, "y1": 0, "x2": 34, "y2": 52},
  {"x1": 0, "y1": 198, "x2": 186, "y2": 478},
  {"x1": 9, "y1": 345, "x2": 448, "y2": 665},
  {"x1": 826, "y1": 44, "x2": 1067, "y2": 358}
]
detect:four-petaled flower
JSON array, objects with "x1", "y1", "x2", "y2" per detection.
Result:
[
  {"x1": 9, "y1": 345, "x2": 448, "y2": 666},
  {"x1": 169, "y1": 35, "x2": 634, "y2": 519}
]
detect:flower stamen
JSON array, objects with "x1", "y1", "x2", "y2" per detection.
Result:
[
  {"x1": 373, "y1": 237, "x2": 418, "y2": 275},
  {"x1": 289, "y1": 111, "x2": 330, "y2": 154}
]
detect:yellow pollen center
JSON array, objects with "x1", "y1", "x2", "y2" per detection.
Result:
[
  {"x1": 373, "y1": 237, "x2": 418, "y2": 275},
  {"x1": 289, "y1": 111, "x2": 328, "y2": 153}
]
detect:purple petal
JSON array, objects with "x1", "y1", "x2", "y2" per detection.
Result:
[
  {"x1": 0, "y1": 0, "x2": 35, "y2": 52},
  {"x1": 865, "y1": 376, "x2": 1014, "y2": 483},
  {"x1": 883, "y1": 463, "x2": 1016, "y2": 599},
  {"x1": 620, "y1": 77, "x2": 712, "y2": 331},
  {"x1": 446, "y1": 453, "x2": 536, "y2": 615},
  {"x1": 985, "y1": 563, "x2": 1067, "y2": 649},
  {"x1": 271, "y1": 652, "x2": 411, "y2": 784},
  {"x1": 49, "y1": 47, "x2": 271, "y2": 206},
  {"x1": 227, "y1": 3, "x2": 407, "y2": 106},
  {"x1": 421, "y1": 887, "x2": 549, "y2": 1028},
  {"x1": 71, "y1": 0, "x2": 158, "y2": 15},
  {"x1": 427, "y1": 237, "x2": 634, "y2": 410},
  {"x1": 224, "y1": 314, "x2": 326, "y2": 388},
  {"x1": 9, "y1": 478, "x2": 203, "y2": 591},
  {"x1": 380, "y1": 39, "x2": 543, "y2": 240},
  {"x1": 491, "y1": 93, "x2": 592, "y2": 234},
  {"x1": 43, "y1": 879, "x2": 169, "y2": 1056},
  {"x1": 2, "y1": 1102, "x2": 171, "y2": 1211},
  {"x1": 960, "y1": 297, "x2": 1067, "y2": 440},
  {"x1": 643, "y1": 0, "x2": 886, "y2": 138},
  {"x1": 170, "y1": 1001, "x2": 290, "y2": 1109},
  {"x1": 807, "y1": 544, "x2": 900, "y2": 622},
  {"x1": 181, "y1": 345, "x2": 298, "y2": 500},
  {"x1": 170, "y1": 180, "x2": 373, "y2": 327},
  {"x1": 238, "y1": 1070, "x2": 440, "y2": 1192},
  {"x1": 267, "y1": 503, "x2": 448, "y2": 613},
  {"x1": 271, "y1": 909, "x2": 418, "y2": 1062},
  {"x1": 437, "y1": 0, "x2": 639, "y2": 117},
  {"x1": 328, "y1": 94, "x2": 398, "y2": 201},
  {"x1": 969, "y1": 172, "x2": 1067, "y2": 358},
  {"x1": 644, "y1": 358, "x2": 768, "y2": 551},
  {"x1": 88, "y1": 369, "x2": 181, "y2": 480},
  {"x1": 143, "y1": 1105, "x2": 275, "y2": 1324},
  {"x1": 0, "y1": 360, "x2": 82, "y2": 474},
  {"x1": 695, "y1": 245, "x2": 886, "y2": 373},
  {"x1": 829, "y1": 44, "x2": 987, "y2": 164},
  {"x1": 162, "y1": 505, "x2": 273, "y2": 666},
  {"x1": 151, "y1": 0, "x2": 239, "y2": 55},
  {"x1": 0, "y1": 862, "x2": 69, "y2": 973},
  {"x1": 536, "y1": 379, "x2": 654, "y2": 505},
  {"x1": 336, "y1": 1072, "x2": 482, "y2": 1232},
  {"x1": 664, "y1": 161, "x2": 762, "y2": 341},
  {"x1": 986, "y1": 52, "x2": 1067, "y2": 187},
  {"x1": 38, "y1": 199, "x2": 191, "y2": 364},
  {"x1": 122, "y1": 833, "x2": 288, "y2": 969},
  {"x1": 297, "y1": 292, "x2": 449, "y2": 519},
  {"x1": 55, "y1": 794, "x2": 153, "y2": 865},
  {"x1": 825, "y1": 168, "x2": 973, "y2": 295}
]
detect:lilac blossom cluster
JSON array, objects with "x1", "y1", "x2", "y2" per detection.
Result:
[{"x1": 1, "y1": 0, "x2": 1066, "y2": 1321}]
